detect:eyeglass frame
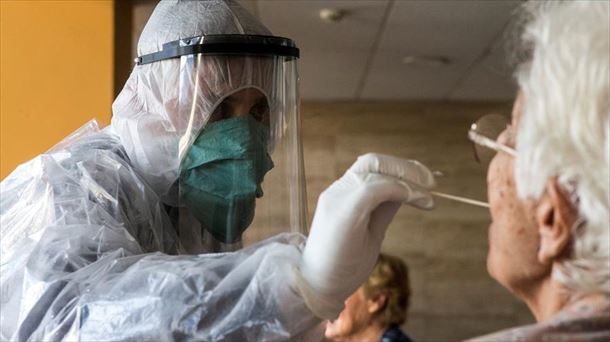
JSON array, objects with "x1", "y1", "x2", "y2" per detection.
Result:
[
  {"x1": 468, "y1": 121, "x2": 517, "y2": 158},
  {"x1": 407, "y1": 115, "x2": 518, "y2": 209}
]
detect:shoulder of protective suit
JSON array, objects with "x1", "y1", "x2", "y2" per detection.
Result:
[{"x1": 1, "y1": 130, "x2": 179, "y2": 255}]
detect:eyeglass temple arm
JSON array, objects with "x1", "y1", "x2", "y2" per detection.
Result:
[
  {"x1": 468, "y1": 130, "x2": 517, "y2": 157},
  {"x1": 422, "y1": 131, "x2": 517, "y2": 209}
]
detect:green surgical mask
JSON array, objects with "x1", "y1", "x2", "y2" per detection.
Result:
[{"x1": 179, "y1": 115, "x2": 274, "y2": 244}]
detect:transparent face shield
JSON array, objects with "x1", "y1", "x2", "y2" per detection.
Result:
[{"x1": 136, "y1": 35, "x2": 306, "y2": 253}]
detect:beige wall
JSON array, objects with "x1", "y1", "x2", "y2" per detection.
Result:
[
  {"x1": 301, "y1": 101, "x2": 534, "y2": 341},
  {"x1": 0, "y1": 0, "x2": 114, "y2": 179}
]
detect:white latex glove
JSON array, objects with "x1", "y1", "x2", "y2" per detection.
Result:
[{"x1": 296, "y1": 153, "x2": 435, "y2": 320}]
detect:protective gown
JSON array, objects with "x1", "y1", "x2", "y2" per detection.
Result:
[{"x1": 0, "y1": 0, "x2": 322, "y2": 340}]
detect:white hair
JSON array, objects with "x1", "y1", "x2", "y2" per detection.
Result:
[{"x1": 514, "y1": 1, "x2": 610, "y2": 296}]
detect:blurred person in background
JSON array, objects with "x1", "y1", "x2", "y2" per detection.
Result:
[{"x1": 325, "y1": 253, "x2": 414, "y2": 342}]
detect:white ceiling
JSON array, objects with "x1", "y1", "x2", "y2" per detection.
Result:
[{"x1": 135, "y1": 0, "x2": 521, "y2": 101}]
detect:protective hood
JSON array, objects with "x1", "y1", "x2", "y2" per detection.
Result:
[
  {"x1": 111, "y1": 0, "x2": 307, "y2": 252},
  {"x1": 112, "y1": 0, "x2": 271, "y2": 199}
]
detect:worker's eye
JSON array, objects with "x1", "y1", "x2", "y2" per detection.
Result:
[
  {"x1": 210, "y1": 102, "x2": 230, "y2": 123},
  {"x1": 250, "y1": 98, "x2": 270, "y2": 123}
]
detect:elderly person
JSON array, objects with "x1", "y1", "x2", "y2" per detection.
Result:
[
  {"x1": 467, "y1": 1, "x2": 610, "y2": 340},
  {"x1": 325, "y1": 3, "x2": 609, "y2": 341},
  {"x1": 325, "y1": 253, "x2": 414, "y2": 342}
]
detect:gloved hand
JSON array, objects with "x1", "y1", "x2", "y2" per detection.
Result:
[{"x1": 295, "y1": 153, "x2": 435, "y2": 320}]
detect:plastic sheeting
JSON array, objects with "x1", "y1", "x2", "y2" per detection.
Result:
[{"x1": 0, "y1": 123, "x2": 322, "y2": 340}]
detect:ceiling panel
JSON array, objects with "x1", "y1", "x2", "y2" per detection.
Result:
[
  {"x1": 361, "y1": 0, "x2": 520, "y2": 100},
  {"x1": 449, "y1": 38, "x2": 517, "y2": 100},
  {"x1": 296, "y1": 50, "x2": 374, "y2": 100},
  {"x1": 132, "y1": 0, "x2": 520, "y2": 101},
  {"x1": 257, "y1": 0, "x2": 389, "y2": 99}
]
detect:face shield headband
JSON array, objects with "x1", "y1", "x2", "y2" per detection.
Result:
[{"x1": 135, "y1": 34, "x2": 300, "y2": 66}]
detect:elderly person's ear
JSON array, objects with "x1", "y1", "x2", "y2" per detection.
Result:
[
  {"x1": 536, "y1": 178, "x2": 578, "y2": 265},
  {"x1": 367, "y1": 293, "x2": 388, "y2": 314}
]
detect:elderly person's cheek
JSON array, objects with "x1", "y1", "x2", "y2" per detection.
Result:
[
  {"x1": 486, "y1": 155, "x2": 508, "y2": 279},
  {"x1": 485, "y1": 151, "x2": 526, "y2": 281},
  {"x1": 486, "y1": 154, "x2": 545, "y2": 292}
]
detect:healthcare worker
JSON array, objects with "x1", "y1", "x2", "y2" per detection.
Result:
[{"x1": 0, "y1": 1, "x2": 435, "y2": 340}]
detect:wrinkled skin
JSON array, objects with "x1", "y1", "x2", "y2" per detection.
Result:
[{"x1": 486, "y1": 94, "x2": 549, "y2": 295}]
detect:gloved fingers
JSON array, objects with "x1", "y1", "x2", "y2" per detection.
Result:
[
  {"x1": 364, "y1": 173, "x2": 435, "y2": 210},
  {"x1": 368, "y1": 201, "x2": 402, "y2": 243},
  {"x1": 398, "y1": 179, "x2": 435, "y2": 210},
  {"x1": 349, "y1": 153, "x2": 435, "y2": 189},
  {"x1": 292, "y1": 265, "x2": 345, "y2": 320}
]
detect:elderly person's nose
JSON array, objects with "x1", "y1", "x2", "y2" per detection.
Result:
[{"x1": 496, "y1": 127, "x2": 513, "y2": 147}]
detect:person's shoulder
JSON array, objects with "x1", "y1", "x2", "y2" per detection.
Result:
[
  {"x1": 381, "y1": 325, "x2": 414, "y2": 342},
  {"x1": 65, "y1": 130, "x2": 129, "y2": 163},
  {"x1": 465, "y1": 303, "x2": 610, "y2": 342},
  {"x1": 465, "y1": 324, "x2": 539, "y2": 342}
]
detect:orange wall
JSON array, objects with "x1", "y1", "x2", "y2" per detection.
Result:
[{"x1": 1, "y1": 0, "x2": 114, "y2": 179}]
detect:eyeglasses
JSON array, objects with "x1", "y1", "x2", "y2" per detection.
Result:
[
  {"x1": 468, "y1": 114, "x2": 516, "y2": 172},
  {"x1": 428, "y1": 114, "x2": 515, "y2": 209}
]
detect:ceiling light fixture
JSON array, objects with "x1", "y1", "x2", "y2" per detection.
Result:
[
  {"x1": 402, "y1": 55, "x2": 452, "y2": 67},
  {"x1": 319, "y1": 8, "x2": 347, "y2": 23}
]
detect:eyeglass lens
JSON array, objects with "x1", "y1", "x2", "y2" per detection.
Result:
[{"x1": 470, "y1": 114, "x2": 510, "y2": 173}]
